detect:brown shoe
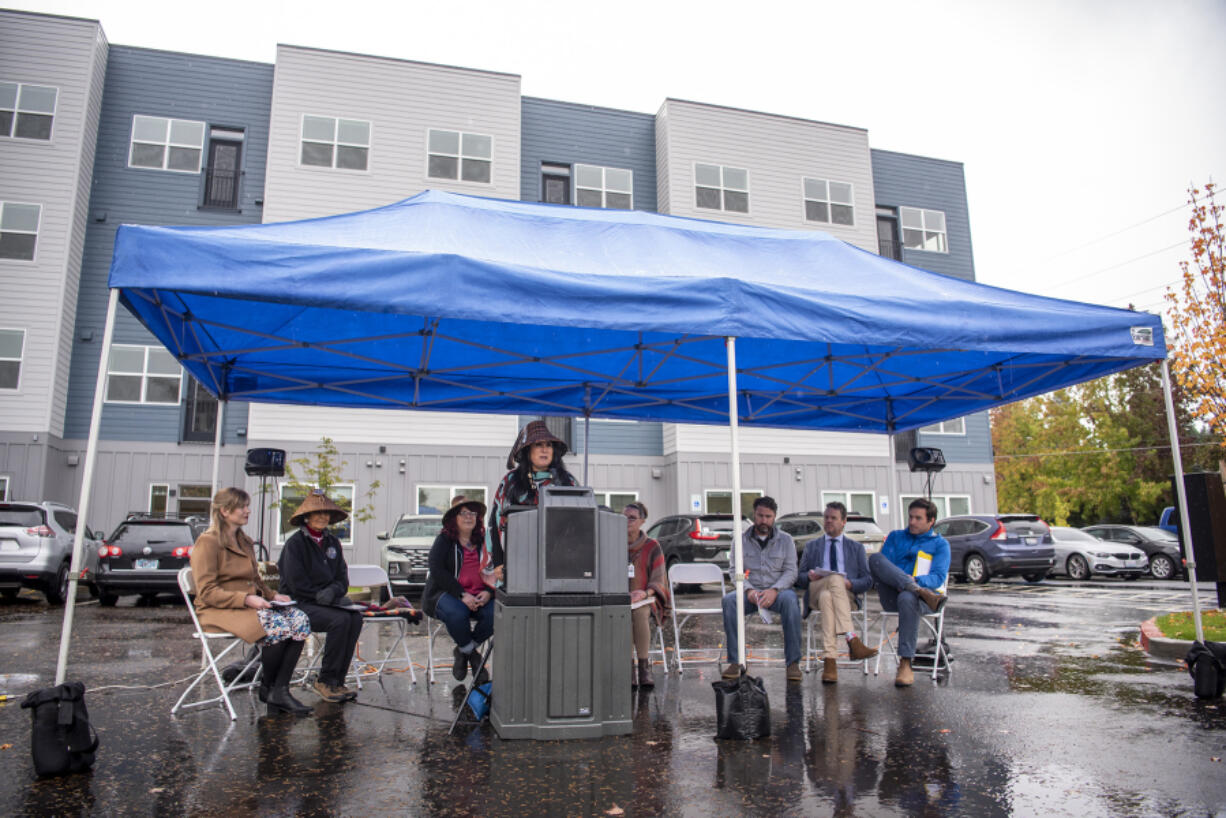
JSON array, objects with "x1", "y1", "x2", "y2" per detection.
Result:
[
  {"x1": 637, "y1": 660, "x2": 654, "y2": 688},
  {"x1": 786, "y1": 662, "x2": 803, "y2": 682},
  {"x1": 312, "y1": 679, "x2": 348, "y2": 703},
  {"x1": 631, "y1": 660, "x2": 639, "y2": 688},
  {"x1": 847, "y1": 635, "x2": 879, "y2": 661},
  {"x1": 895, "y1": 658, "x2": 914, "y2": 687},
  {"x1": 821, "y1": 658, "x2": 838, "y2": 684},
  {"x1": 915, "y1": 586, "x2": 947, "y2": 613},
  {"x1": 722, "y1": 663, "x2": 742, "y2": 680}
]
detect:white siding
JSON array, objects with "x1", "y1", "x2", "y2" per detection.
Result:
[
  {"x1": 0, "y1": 12, "x2": 106, "y2": 435},
  {"x1": 655, "y1": 99, "x2": 878, "y2": 252},
  {"x1": 248, "y1": 403, "x2": 518, "y2": 446},
  {"x1": 663, "y1": 422, "x2": 887, "y2": 458}
]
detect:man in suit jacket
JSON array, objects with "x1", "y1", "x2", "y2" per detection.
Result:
[{"x1": 796, "y1": 501, "x2": 878, "y2": 683}]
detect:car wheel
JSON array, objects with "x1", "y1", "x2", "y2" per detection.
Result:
[
  {"x1": 1066, "y1": 554, "x2": 1090, "y2": 581},
  {"x1": 98, "y1": 591, "x2": 119, "y2": 607},
  {"x1": 44, "y1": 563, "x2": 70, "y2": 605},
  {"x1": 1022, "y1": 572, "x2": 1047, "y2": 583},
  {"x1": 964, "y1": 554, "x2": 989, "y2": 584},
  {"x1": 1149, "y1": 554, "x2": 1176, "y2": 580}
]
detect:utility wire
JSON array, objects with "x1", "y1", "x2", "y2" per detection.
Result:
[
  {"x1": 1005, "y1": 201, "x2": 1189, "y2": 276},
  {"x1": 994, "y1": 441, "x2": 1221, "y2": 460},
  {"x1": 1046, "y1": 241, "x2": 1186, "y2": 293}
]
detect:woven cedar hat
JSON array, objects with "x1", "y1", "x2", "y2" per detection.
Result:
[
  {"x1": 442, "y1": 494, "x2": 487, "y2": 526},
  {"x1": 505, "y1": 420, "x2": 568, "y2": 470},
  {"x1": 290, "y1": 488, "x2": 350, "y2": 527}
]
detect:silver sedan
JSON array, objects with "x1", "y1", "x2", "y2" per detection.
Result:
[{"x1": 1049, "y1": 525, "x2": 1148, "y2": 580}]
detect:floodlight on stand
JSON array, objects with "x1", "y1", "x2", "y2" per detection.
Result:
[{"x1": 907, "y1": 447, "x2": 946, "y2": 473}]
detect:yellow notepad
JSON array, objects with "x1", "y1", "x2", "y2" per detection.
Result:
[{"x1": 913, "y1": 550, "x2": 933, "y2": 577}]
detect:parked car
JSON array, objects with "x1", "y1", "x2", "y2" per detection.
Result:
[
  {"x1": 0, "y1": 501, "x2": 102, "y2": 604},
  {"x1": 377, "y1": 514, "x2": 442, "y2": 600},
  {"x1": 1158, "y1": 506, "x2": 1178, "y2": 537},
  {"x1": 932, "y1": 513, "x2": 1056, "y2": 584},
  {"x1": 94, "y1": 514, "x2": 207, "y2": 606},
  {"x1": 1048, "y1": 525, "x2": 1148, "y2": 580},
  {"x1": 1082, "y1": 524, "x2": 1184, "y2": 580},
  {"x1": 777, "y1": 511, "x2": 885, "y2": 556},
  {"x1": 645, "y1": 514, "x2": 743, "y2": 578}
]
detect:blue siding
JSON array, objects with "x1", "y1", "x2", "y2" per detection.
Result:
[
  {"x1": 520, "y1": 97, "x2": 657, "y2": 212},
  {"x1": 64, "y1": 46, "x2": 273, "y2": 442},
  {"x1": 869, "y1": 149, "x2": 976, "y2": 283},
  {"x1": 916, "y1": 411, "x2": 992, "y2": 464}
]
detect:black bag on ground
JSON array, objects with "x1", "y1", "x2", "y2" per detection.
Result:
[
  {"x1": 1185, "y1": 640, "x2": 1226, "y2": 699},
  {"x1": 711, "y1": 671, "x2": 770, "y2": 740},
  {"x1": 20, "y1": 681, "x2": 99, "y2": 777},
  {"x1": 912, "y1": 636, "x2": 954, "y2": 669}
]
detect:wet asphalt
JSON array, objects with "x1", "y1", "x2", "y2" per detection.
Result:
[{"x1": 0, "y1": 579, "x2": 1223, "y2": 817}]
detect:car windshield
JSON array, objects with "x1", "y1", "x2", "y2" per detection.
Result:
[
  {"x1": 1136, "y1": 526, "x2": 1178, "y2": 542},
  {"x1": 111, "y1": 523, "x2": 195, "y2": 544},
  {"x1": 0, "y1": 506, "x2": 44, "y2": 528},
  {"x1": 1051, "y1": 527, "x2": 1098, "y2": 542},
  {"x1": 392, "y1": 519, "x2": 441, "y2": 538}
]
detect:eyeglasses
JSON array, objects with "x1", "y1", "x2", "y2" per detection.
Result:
[
  {"x1": 457, "y1": 510, "x2": 478, "y2": 518},
  {"x1": 623, "y1": 513, "x2": 641, "y2": 521}
]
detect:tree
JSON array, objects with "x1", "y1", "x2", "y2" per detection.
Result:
[
  {"x1": 278, "y1": 437, "x2": 380, "y2": 541},
  {"x1": 1166, "y1": 181, "x2": 1226, "y2": 451}
]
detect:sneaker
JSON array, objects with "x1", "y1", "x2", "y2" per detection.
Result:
[
  {"x1": 786, "y1": 662, "x2": 803, "y2": 682},
  {"x1": 847, "y1": 635, "x2": 879, "y2": 661},
  {"x1": 821, "y1": 658, "x2": 838, "y2": 684},
  {"x1": 452, "y1": 647, "x2": 469, "y2": 681},
  {"x1": 312, "y1": 679, "x2": 348, "y2": 703},
  {"x1": 722, "y1": 663, "x2": 742, "y2": 680},
  {"x1": 895, "y1": 658, "x2": 914, "y2": 687}
]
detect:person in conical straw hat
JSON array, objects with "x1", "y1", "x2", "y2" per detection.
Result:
[
  {"x1": 487, "y1": 420, "x2": 579, "y2": 565},
  {"x1": 277, "y1": 489, "x2": 362, "y2": 704}
]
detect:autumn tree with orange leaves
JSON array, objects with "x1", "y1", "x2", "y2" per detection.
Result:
[{"x1": 1166, "y1": 182, "x2": 1226, "y2": 452}]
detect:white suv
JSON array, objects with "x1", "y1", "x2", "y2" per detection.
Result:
[
  {"x1": 0, "y1": 501, "x2": 103, "y2": 604},
  {"x1": 376, "y1": 514, "x2": 442, "y2": 600}
]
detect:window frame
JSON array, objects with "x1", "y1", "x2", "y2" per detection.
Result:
[
  {"x1": 573, "y1": 163, "x2": 634, "y2": 210},
  {"x1": 414, "y1": 484, "x2": 489, "y2": 516},
  {"x1": 103, "y1": 344, "x2": 183, "y2": 406},
  {"x1": 425, "y1": 127, "x2": 494, "y2": 185},
  {"x1": 0, "y1": 327, "x2": 25, "y2": 390},
  {"x1": 278, "y1": 482, "x2": 357, "y2": 545},
  {"x1": 0, "y1": 476, "x2": 9, "y2": 501},
  {"x1": 899, "y1": 206, "x2": 949, "y2": 254},
  {"x1": 593, "y1": 490, "x2": 639, "y2": 512},
  {"x1": 900, "y1": 494, "x2": 972, "y2": 520},
  {"x1": 127, "y1": 115, "x2": 206, "y2": 174},
  {"x1": 919, "y1": 418, "x2": 966, "y2": 435},
  {"x1": 801, "y1": 177, "x2": 855, "y2": 227},
  {"x1": 0, "y1": 202, "x2": 41, "y2": 263},
  {"x1": 704, "y1": 488, "x2": 764, "y2": 518},
  {"x1": 693, "y1": 162, "x2": 750, "y2": 214},
  {"x1": 820, "y1": 490, "x2": 876, "y2": 517},
  {"x1": 149, "y1": 483, "x2": 169, "y2": 515},
  {"x1": 0, "y1": 81, "x2": 58, "y2": 141},
  {"x1": 298, "y1": 113, "x2": 372, "y2": 172}
]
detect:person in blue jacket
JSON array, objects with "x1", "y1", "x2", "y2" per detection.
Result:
[{"x1": 868, "y1": 497, "x2": 949, "y2": 687}]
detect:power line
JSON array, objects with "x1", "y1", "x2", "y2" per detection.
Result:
[
  {"x1": 1046, "y1": 241, "x2": 1186, "y2": 293},
  {"x1": 994, "y1": 441, "x2": 1221, "y2": 460},
  {"x1": 1005, "y1": 201, "x2": 1189, "y2": 276}
]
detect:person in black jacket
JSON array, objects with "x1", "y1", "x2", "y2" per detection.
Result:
[
  {"x1": 277, "y1": 489, "x2": 362, "y2": 703},
  {"x1": 422, "y1": 496, "x2": 496, "y2": 682}
]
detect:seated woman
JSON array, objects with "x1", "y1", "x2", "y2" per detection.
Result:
[
  {"x1": 488, "y1": 420, "x2": 578, "y2": 564},
  {"x1": 190, "y1": 487, "x2": 313, "y2": 716},
  {"x1": 277, "y1": 489, "x2": 363, "y2": 704},
  {"x1": 423, "y1": 496, "x2": 497, "y2": 682},
  {"x1": 625, "y1": 502, "x2": 669, "y2": 689}
]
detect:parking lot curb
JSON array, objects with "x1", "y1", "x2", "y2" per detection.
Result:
[{"x1": 1140, "y1": 617, "x2": 1192, "y2": 662}]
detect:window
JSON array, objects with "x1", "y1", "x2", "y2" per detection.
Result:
[
  {"x1": 279, "y1": 483, "x2": 356, "y2": 544},
  {"x1": 177, "y1": 484, "x2": 211, "y2": 516},
  {"x1": 416, "y1": 485, "x2": 488, "y2": 515},
  {"x1": 129, "y1": 115, "x2": 205, "y2": 172},
  {"x1": 104, "y1": 345, "x2": 182, "y2": 405},
  {"x1": 920, "y1": 418, "x2": 965, "y2": 435},
  {"x1": 541, "y1": 162, "x2": 570, "y2": 204},
  {"x1": 0, "y1": 82, "x2": 56, "y2": 140},
  {"x1": 803, "y1": 178, "x2": 854, "y2": 225},
  {"x1": 182, "y1": 377, "x2": 218, "y2": 442},
  {"x1": 300, "y1": 115, "x2": 370, "y2": 171},
  {"x1": 694, "y1": 163, "x2": 748, "y2": 213},
  {"x1": 0, "y1": 328, "x2": 24, "y2": 389},
  {"x1": 900, "y1": 495, "x2": 971, "y2": 520},
  {"x1": 0, "y1": 203, "x2": 40, "y2": 261},
  {"x1": 202, "y1": 127, "x2": 244, "y2": 209},
  {"x1": 593, "y1": 491, "x2": 638, "y2": 512},
  {"x1": 574, "y1": 164, "x2": 633, "y2": 209},
  {"x1": 899, "y1": 207, "x2": 948, "y2": 253},
  {"x1": 0, "y1": 476, "x2": 8, "y2": 501},
  {"x1": 149, "y1": 484, "x2": 169, "y2": 515},
  {"x1": 705, "y1": 489, "x2": 763, "y2": 518},
  {"x1": 821, "y1": 491, "x2": 875, "y2": 517},
  {"x1": 427, "y1": 129, "x2": 491, "y2": 183}
]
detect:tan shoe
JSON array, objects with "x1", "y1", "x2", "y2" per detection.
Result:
[
  {"x1": 847, "y1": 635, "x2": 879, "y2": 661},
  {"x1": 786, "y1": 662, "x2": 803, "y2": 682},
  {"x1": 312, "y1": 679, "x2": 348, "y2": 703},
  {"x1": 915, "y1": 586, "x2": 947, "y2": 613},
  {"x1": 821, "y1": 658, "x2": 838, "y2": 684},
  {"x1": 722, "y1": 663, "x2": 742, "y2": 680},
  {"x1": 895, "y1": 658, "x2": 914, "y2": 687}
]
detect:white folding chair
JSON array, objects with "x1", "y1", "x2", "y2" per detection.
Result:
[
  {"x1": 171, "y1": 566, "x2": 262, "y2": 720},
  {"x1": 803, "y1": 596, "x2": 872, "y2": 674},
  {"x1": 341, "y1": 564, "x2": 418, "y2": 686},
  {"x1": 629, "y1": 596, "x2": 670, "y2": 671},
  {"x1": 668, "y1": 563, "x2": 728, "y2": 675},
  {"x1": 872, "y1": 582, "x2": 951, "y2": 680}
]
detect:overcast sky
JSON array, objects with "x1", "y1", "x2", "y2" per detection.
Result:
[{"x1": 14, "y1": 0, "x2": 1226, "y2": 317}]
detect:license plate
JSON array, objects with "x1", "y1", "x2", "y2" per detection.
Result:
[
  {"x1": 135, "y1": 559, "x2": 158, "y2": 570},
  {"x1": 1023, "y1": 536, "x2": 1036, "y2": 545},
  {"x1": 0, "y1": 539, "x2": 18, "y2": 552}
]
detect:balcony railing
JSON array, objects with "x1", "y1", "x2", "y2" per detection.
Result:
[{"x1": 201, "y1": 166, "x2": 242, "y2": 210}]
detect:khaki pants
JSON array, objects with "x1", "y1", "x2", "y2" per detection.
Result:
[
  {"x1": 809, "y1": 574, "x2": 855, "y2": 657},
  {"x1": 632, "y1": 604, "x2": 656, "y2": 660}
]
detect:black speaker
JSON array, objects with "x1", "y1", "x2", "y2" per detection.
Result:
[
  {"x1": 244, "y1": 447, "x2": 286, "y2": 477},
  {"x1": 1171, "y1": 472, "x2": 1226, "y2": 606},
  {"x1": 908, "y1": 447, "x2": 947, "y2": 473}
]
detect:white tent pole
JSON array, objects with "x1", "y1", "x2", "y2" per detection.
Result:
[
  {"x1": 887, "y1": 432, "x2": 900, "y2": 529},
  {"x1": 1161, "y1": 359, "x2": 1203, "y2": 643},
  {"x1": 210, "y1": 399, "x2": 225, "y2": 497},
  {"x1": 55, "y1": 288, "x2": 120, "y2": 685},
  {"x1": 726, "y1": 337, "x2": 746, "y2": 668},
  {"x1": 583, "y1": 385, "x2": 591, "y2": 486}
]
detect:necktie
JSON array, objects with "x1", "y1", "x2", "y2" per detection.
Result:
[{"x1": 828, "y1": 537, "x2": 839, "y2": 574}]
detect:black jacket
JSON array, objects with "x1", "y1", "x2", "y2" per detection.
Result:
[
  {"x1": 422, "y1": 532, "x2": 490, "y2": 617},
  {"x1": 277, "y1": 528, "x2": 349, "y2": 604}
]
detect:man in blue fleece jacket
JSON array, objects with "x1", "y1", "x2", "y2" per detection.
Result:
[{"x1": 868, "y1": 497, "x2": 949, "y2": 687}]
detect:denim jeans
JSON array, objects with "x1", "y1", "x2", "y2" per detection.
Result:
[
  {"x1": 435, "y1": 593, "x2": 494, "y2": 649},
  {"x1": 722, "y1": 588, "x2": 803, "y2": 665},
  {"x1": 868, "y1": 552, "x2": 927, "y2": 659}
]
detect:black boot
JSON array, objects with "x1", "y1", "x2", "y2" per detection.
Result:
[
  {"x1": 266, "y1": 640, "x2": 311, "y2": 716},
  {"x1": 469, "y1": 647, "x2": 489, "y2": 684},
  {"x1": 453, "y1": 647, "x2": 470, "y2": 681}
]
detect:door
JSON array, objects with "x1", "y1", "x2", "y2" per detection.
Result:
[
  {"x1": 203, "y1": 139, "x2": 242, "y2": 208},
  {"x1": 182, "y1": 377, "x2": 218, "y2": 442},
  {"x1": 877, "y1": 215, "x2": 901, "y2": 260}
]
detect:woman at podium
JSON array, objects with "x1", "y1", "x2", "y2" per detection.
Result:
[{"x1": 488, "y1": 420, "x2": 578, "y2": 563}]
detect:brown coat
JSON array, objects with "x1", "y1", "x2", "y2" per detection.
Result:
[{"x1": 189, "y1": 528, "x2": 274, "y2": 643}]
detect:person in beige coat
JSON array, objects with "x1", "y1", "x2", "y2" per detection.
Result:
[{"x1": 190, "y1": 487, "x2": 313, "y2": 716}]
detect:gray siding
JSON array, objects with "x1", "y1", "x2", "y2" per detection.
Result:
[
  {"x1": 63, "y1": 46, "x2": 273, "y2": 442},
  {"x1": 869, "y1": 148, "x2": 976, "y2": 282},
  {"x1": 569, "y1": 418, "x2": 664, "y2": 457},
  {"x1": 519, "y1": 97, "x2": 656, "y2": 211}
]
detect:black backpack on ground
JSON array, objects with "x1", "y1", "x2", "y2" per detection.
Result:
[
  {"x1": 20, "y1": 681, "x2": 99, "y2": 777},
  {"x1": 1185, "y1": 640, "x2": 1226, "y2": 699}
]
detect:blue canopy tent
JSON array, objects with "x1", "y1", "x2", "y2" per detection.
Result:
[{"x1": 54, "y1": 190, "x2": 1203, "y2": 683}]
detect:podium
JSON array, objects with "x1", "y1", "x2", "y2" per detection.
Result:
[{"x1": 490, "y1": 486, "x2": 632, "y2": 739}]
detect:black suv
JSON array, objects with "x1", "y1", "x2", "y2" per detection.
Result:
[
  {"x1": 644, "y1": 514, "x2": 741, "y2": 577},
  {"x1": 94, "y1": 514, "x2": 207, "y2": 606}
]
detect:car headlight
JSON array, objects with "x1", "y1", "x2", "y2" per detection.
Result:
[
  {"x1": 387, "y1": 562, "x2": 402, "y2": 576},
  {"x1": 1089, "y1": 551, "x2": 1113, "y2": 559}
]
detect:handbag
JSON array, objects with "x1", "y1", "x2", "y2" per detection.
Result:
[
  {"x1": 20, "y1": 681, "x2": 99, "y2": 777},
  {"x1": 711, "y1": 670, "x2": 771, "y2": 740},
  {"x1": 1185, "y1": 640, "x2": 1226, "y2": 699}
]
